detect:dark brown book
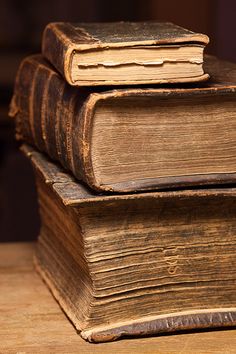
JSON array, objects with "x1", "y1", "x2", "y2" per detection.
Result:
[
  {"x1": 10, "y1": 54, "x2": 236, "y2": 193},
  {"x1": 42, "y1": 21, "x2": 209, "y2": 86},
  {"x1": 23, "y1": 144, "x2": 236, "y2": 343}
]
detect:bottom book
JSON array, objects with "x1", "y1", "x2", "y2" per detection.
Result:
[{"x1": 23, "y1": 145, "x2": 236, "y2": 343}]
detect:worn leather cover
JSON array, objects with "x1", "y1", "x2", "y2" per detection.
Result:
[
  {"x1": 42, "y1": 21, "x2": 209, "y2": 86},
  {"x1": 9, "y1": 55, "x2": 236, "y2": 193}
]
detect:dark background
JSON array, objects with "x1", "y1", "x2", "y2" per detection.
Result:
[{"x1": 1, "y1": 0, "x2": 236, "y2": 242}]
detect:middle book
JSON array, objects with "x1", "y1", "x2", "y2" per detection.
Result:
[{"x1": 10, "y1": 54, "x2": 236, "y2": 193}]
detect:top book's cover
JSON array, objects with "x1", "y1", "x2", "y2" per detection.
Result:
[{"x1": 42, "y1": 21, "x2": 209, "y2": 86}]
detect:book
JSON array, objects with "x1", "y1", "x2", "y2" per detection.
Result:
[
  {"x1": 42, "y1": 21, "x2": 209, "y2": 86},
  {"x1": 23, "y1": 144, "x2": 236, "y2": 343},
  {"x1": 10, "y1": 55, "x2": 236, "y2": 193}
]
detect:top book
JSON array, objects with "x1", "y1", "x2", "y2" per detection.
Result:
[{"x1": 42, "y1": 21, "x2": 209, "y2": 86}]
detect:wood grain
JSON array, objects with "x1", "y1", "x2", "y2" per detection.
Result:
[{"x1": 0, "y1": 242, "x2": 236, "y2": 353}]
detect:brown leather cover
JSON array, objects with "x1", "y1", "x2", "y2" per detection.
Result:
[
  {"x1": 83, "y1": 311, "x2": 236, "y2": 342},
  {"x1": 10, "y1": 55, "x2": 236, "y2": 193},
  {"x1": 42, "y1": 21, "x2": 209, "y2": 86}
]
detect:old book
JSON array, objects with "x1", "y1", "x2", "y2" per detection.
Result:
[
  {"x1": 42, "y1": 21, "x2": 209, "y2": 86},
  {"x1": 23, "y1": 144, "x2": 236, "y2": 343},
  {"x1": 10, "y1": 54, "x2": 236, "y2": 193}
]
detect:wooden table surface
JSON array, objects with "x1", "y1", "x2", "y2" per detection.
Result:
[{"x1": 0, "y1": 242, "x2": 236, "y2": 354}]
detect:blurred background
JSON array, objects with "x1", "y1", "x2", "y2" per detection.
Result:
[{"x1": 1, "y1": 0, "x2": 236, "y2": 242}]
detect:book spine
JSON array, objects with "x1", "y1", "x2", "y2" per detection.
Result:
[
  {"x1": 42, "y1": 23, "x2": 73, "y2": 85},
  {"x1": 9, "y1": 56, "x2": 91, "y2": 183}
]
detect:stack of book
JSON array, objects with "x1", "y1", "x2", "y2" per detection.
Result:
[{"x1": 10, "y1": 22, "x2": 236, "y2": 343}]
